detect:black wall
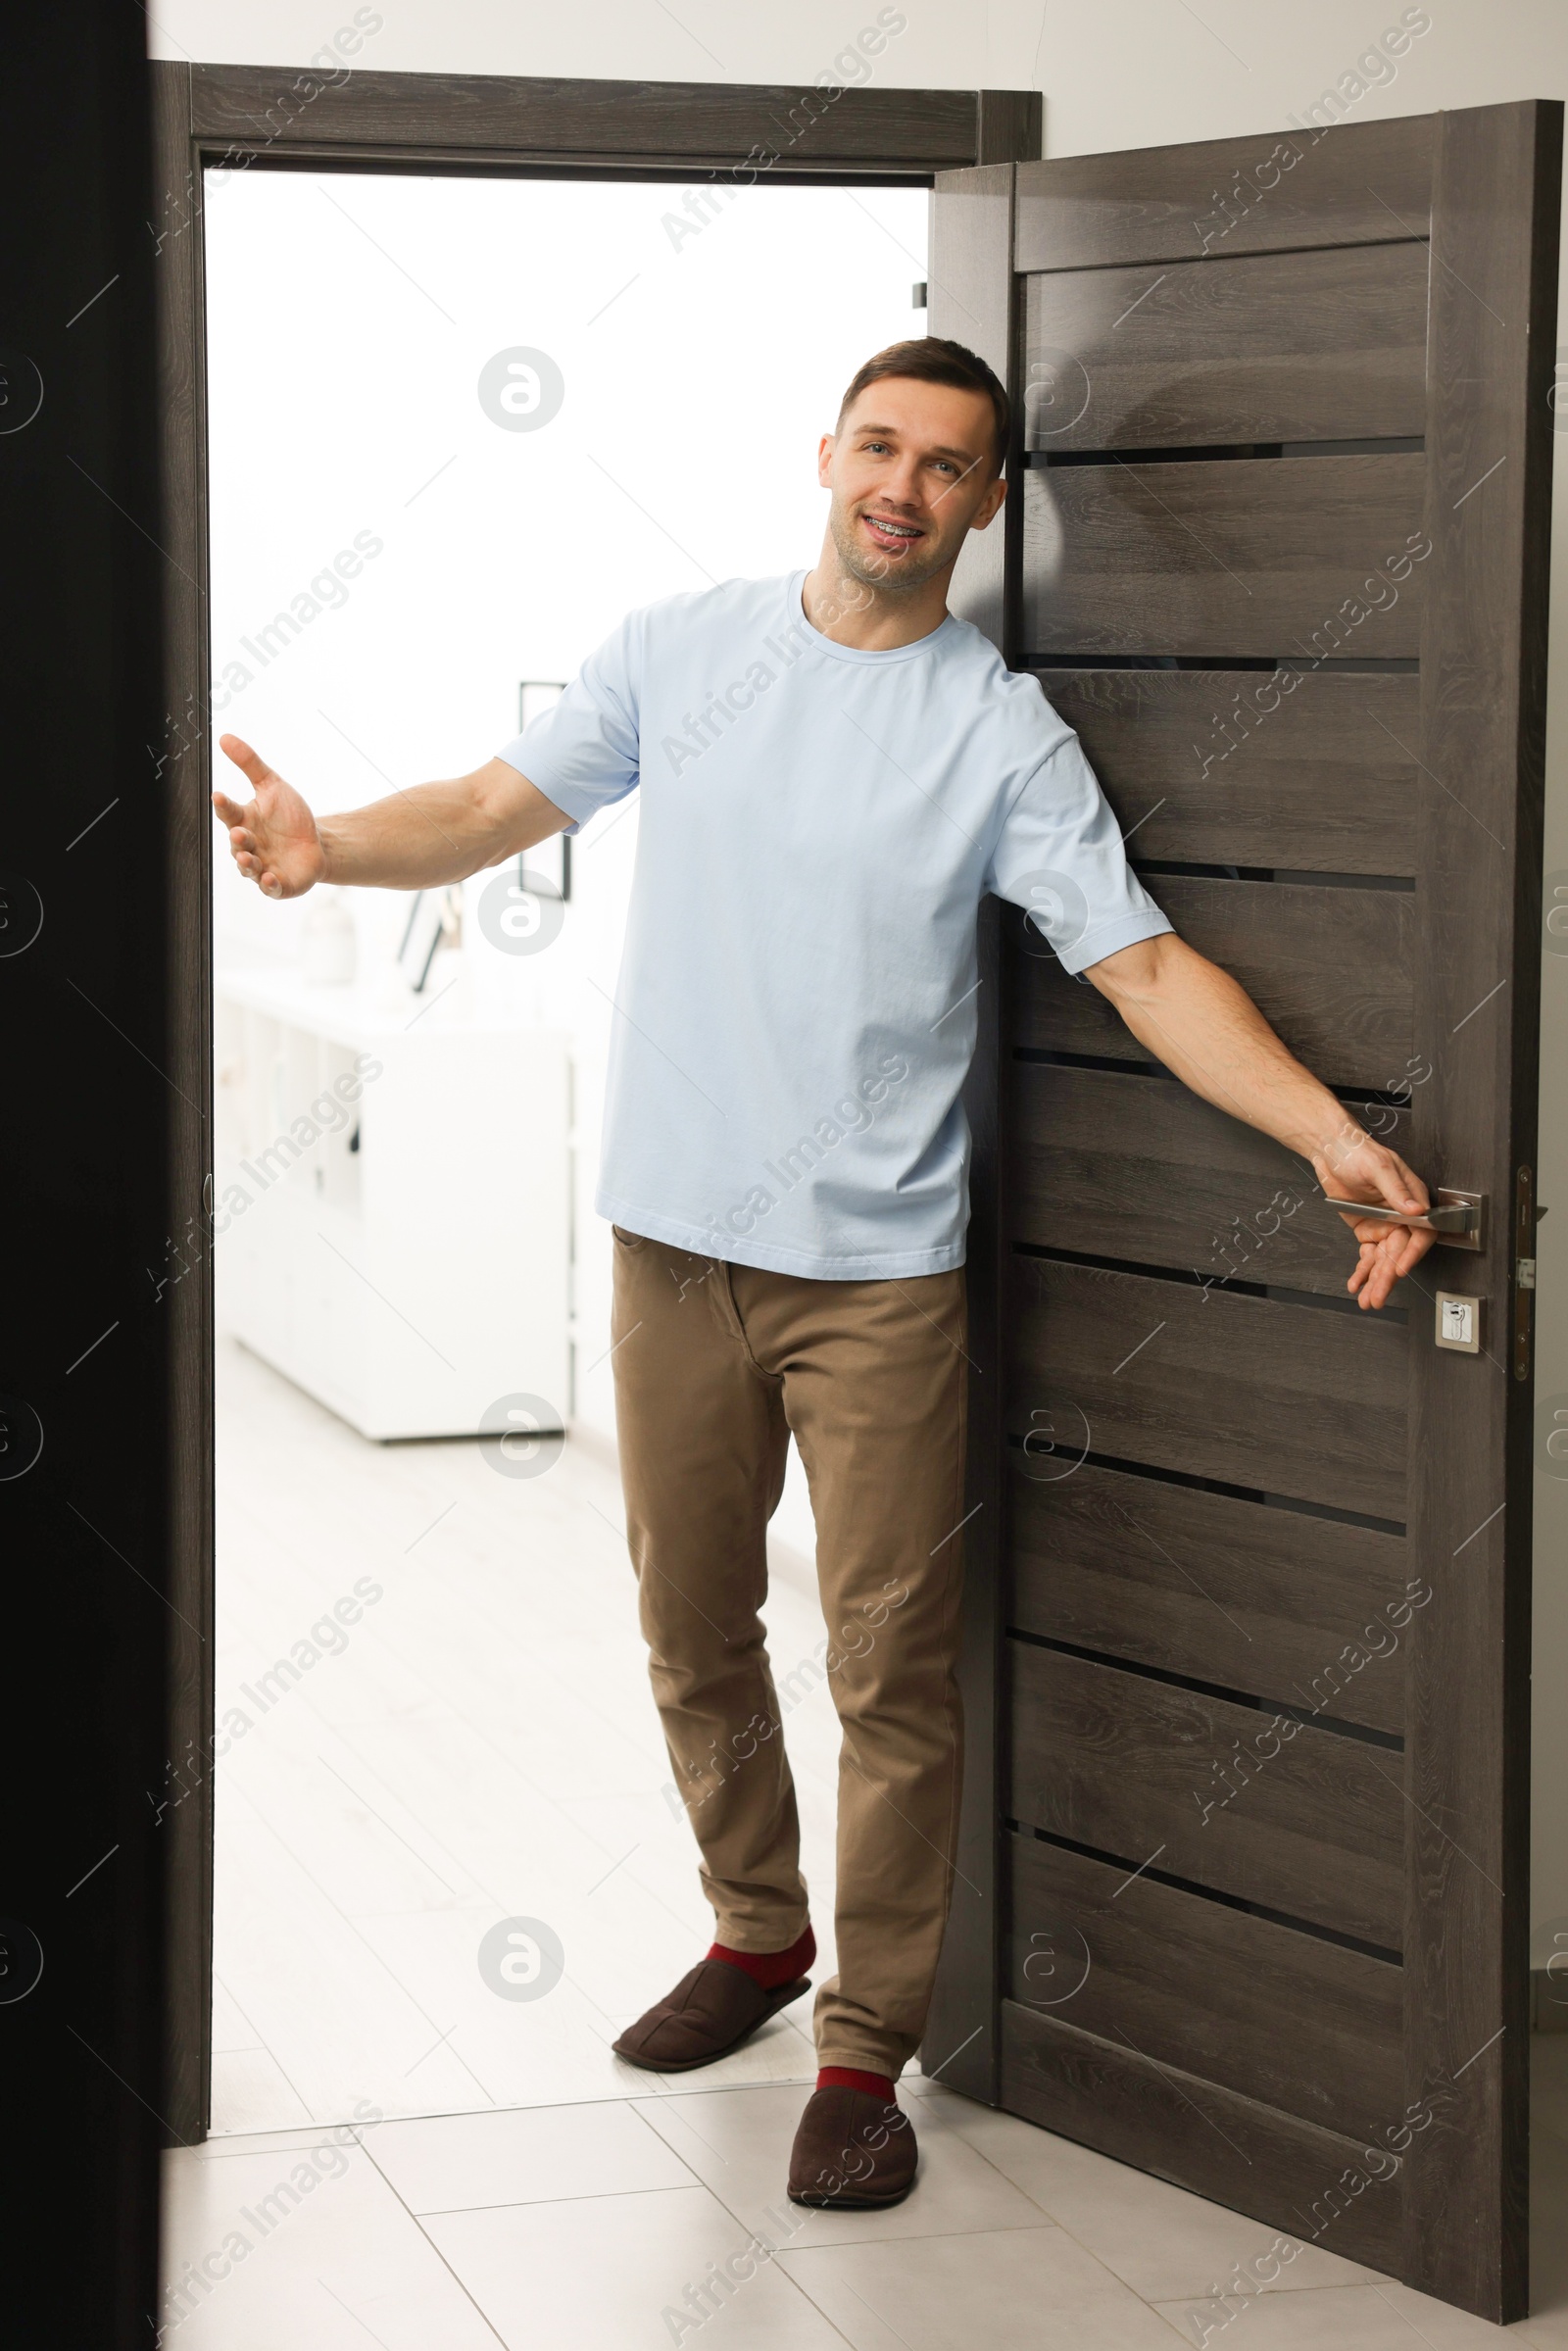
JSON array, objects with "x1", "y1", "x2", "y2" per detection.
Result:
[{"x1": 1, "y1": 10, "x2": 172, "y2": 2343}]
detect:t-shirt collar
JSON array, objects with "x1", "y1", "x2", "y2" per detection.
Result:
[{"x1": 787, "y1": 568, "x2": 957, "y2": 664}]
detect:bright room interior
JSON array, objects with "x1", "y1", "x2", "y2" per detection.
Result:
[{"x1": 202, "y1": 167, "x2": 931, "y2": 2137}]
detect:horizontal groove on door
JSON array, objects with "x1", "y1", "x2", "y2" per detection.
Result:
[
  {"x1": 1008, "y1": 1455, "x2": 1412, "y2": 1736},
  {"x1": 1005, "y1": 1833, "x2": 1402, "y2": 2141},
  {"x1": 1013, "y1": 1045, "x2": 1173, "y2": 1078},
  {"x1": 1030, "y1": 655, "x2": 1422, "y2": 672},
  {"x1": 1034, "y1": 668, "x2": 1423, "y2": 875},
  {"x1": 1021, "y1": 239, "x2": 1428, "y2": 453},
  {"x1": 1011, "y1": 1049, "x2": 1431, "y2": 1118},
  {"x1": 1008, "y1": 1059, "x2": 1413, "y2": 1301},
  {"x1": 1016, "y1": 1242, "x2": 1268, "y2": 1299},
  {"x1": 1008, "y1": 1628, "x2": 1404, "y2": 1748},
  {"x1": 1029, "y1": 439, "x2": 1427, "y2": 466},
  {"x1": 1013, "y1": 112, "x2": 1433, "y2": 272},
  {"x1": 1264, "y1": 1285, "x2": 1407, "y2": 1324},
  {"x1": 1005, "y1": 1436, "x2": 1408, "y2": 1540},
  {"x1": 1013, "y1": 1240, "x2": 1410, "y2": 1321},
  {"x1": 1021, "y1": 454, "x2": 1427, "y2": 660},
  {"x1": 1006, "y1": 1641, "x2": 1405, "y2": 1949},
  {"x1": 1008, "y1": 1823, "x2": 1403, "y2": 1964},
  {"x1": 1132, "y1": 864, "x2": 1416, "y2": 893},
  {"x1": 1000, "y1": 2002, "x2": 1405, "y2": 2275},
  {"x1": 1008, "y1": 1259, "x2": 1407, "y2": 1521},
  {"x1": 1009, "y1": 879, "x2": 1414, "y2": 1091},
  {"x1": 1280, "y1": 438, "x2": 1426, "y2": 459}
]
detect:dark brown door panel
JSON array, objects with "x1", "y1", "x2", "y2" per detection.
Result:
[
  {"x1": 930, "y1": 104, "x2": 1558, "y2": 2321},
  {"x1": 1006, "y1": 1641, "x2": 1405, "y2": 1948},
  {"x1": 1023, "y1": 241, "x2": 1428, "y2": 453},
  {"x1": 1010, "y1": 880, "x2": 1414, "y2": 1093},
  {"x1": 1013, "y1": 114, "x2": 1434, "y2": 273},
  {"x1": 1008, "y1": 1058, "x2": 1414, "y2": 1300},
  {"x1": 1008, "y1": 1258, "x2": 1407, "y2": 1521},
  {"x1": 1000, "y1": 2002, "x2": 1403, "y2": 2274},
  {"x1": 1005, "y1": 1831, "x2": 1402, "y2": 2139},
  {"x1": 1021, "y1": 455, "x2": 1427, "y2": 660},
  {"x1": 1034, "y1": 668, "x2": 1423, "y2": 876},
  {"x1": 1008, "y1": 1458, "x2": 1412, "y2": 1736}
]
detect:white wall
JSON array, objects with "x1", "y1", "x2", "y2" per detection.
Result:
[{"x1": 161, "y1": 0, "x2": 1568, "y2": 1929}]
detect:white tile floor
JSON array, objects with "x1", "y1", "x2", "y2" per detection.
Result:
[
  {"x1": 162, "y1": 1337, "x2": 1568, "y2": 2347},
  {"x1": 204, "y1": 1336, "x2": 838, "y2": 2134}
]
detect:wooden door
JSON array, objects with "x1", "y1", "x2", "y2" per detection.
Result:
[{"x1": 924, "y1": 106, "x2": 1560, "y2": 2326}]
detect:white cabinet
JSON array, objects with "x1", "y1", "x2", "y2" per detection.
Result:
[{"x1": 214, "y1": 969, "x2": 570, "y2": 1441}]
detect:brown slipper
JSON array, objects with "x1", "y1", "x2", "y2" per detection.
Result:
[
  {"x1": 612, "y1": 1959, "x2": 811, "y2": 2073},
  {"x1": 787, "y1": 2084, "x2": 917, "y2": 2208}
]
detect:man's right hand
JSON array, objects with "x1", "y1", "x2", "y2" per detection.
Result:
[{"x1": 212, "y1": 734, "x2": 328, "y2": 899}]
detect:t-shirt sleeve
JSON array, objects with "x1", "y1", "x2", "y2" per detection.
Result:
[
  {"x1": 985, "y1": 728, "x2": 1173, "y2": 975},
  {"x1": 494, "y1": 610, "x2": 643, "y2": 836}
]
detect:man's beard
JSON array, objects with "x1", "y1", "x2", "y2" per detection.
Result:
[{"x1": 827, "y1": 495, "x2": 952, "y2": 598}]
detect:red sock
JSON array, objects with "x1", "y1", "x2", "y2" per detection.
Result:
[
  {"x1": 817, "y1": 2065, "x2": 897, "y2": 2100},
  {"x1": 707, "y1": 1922, "x2": 815, "y2": 1989}
]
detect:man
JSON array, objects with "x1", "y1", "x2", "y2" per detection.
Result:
[{"x1": 213, "y1": 337, "x2": 1436, "y2": 2211}]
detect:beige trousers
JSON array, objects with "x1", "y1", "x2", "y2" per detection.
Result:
[{"x1": 609, "y1": 1227, "x2": 969, "y2": 2077}]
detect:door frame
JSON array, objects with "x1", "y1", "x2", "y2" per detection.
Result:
[{"x1": 148, "y1": 58, "x2": 1041, "y2": 2148}]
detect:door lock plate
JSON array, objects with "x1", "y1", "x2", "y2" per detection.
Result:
[{"x1": 1436, "y1": 1293, "x2": 1484, "y2": 1354}]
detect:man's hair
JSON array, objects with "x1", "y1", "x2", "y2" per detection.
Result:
[{"x1": 835, "y1": 338, "x2": 1010, "y2": 476}]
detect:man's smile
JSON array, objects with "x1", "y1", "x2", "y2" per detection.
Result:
[{"x1": 859, "y1": 511, "x2": 926, "y2": 552}]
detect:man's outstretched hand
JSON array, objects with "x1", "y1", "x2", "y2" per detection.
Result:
[
  {"x1": 1310, "y1": 1129, "x2": 1437, "y2": 1311},
  {"x1": 212, "y1": 734, "x2": 328, "y2": 899}
]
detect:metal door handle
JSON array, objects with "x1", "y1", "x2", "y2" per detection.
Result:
[
  {"x1": 1323, "y1": 1188, "x2": 1485, "y2": 1249},
  {"x1": 1324, "y1": 1199, "x2": 1468, "y2": 1231}
]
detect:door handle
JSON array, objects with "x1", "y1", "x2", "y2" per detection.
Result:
[{"x1": 1322, "y1": 1188, "x2": 1485, "y2": 1250}]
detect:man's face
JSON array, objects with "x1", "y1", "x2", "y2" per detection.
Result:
[{"x1": 817, "y1": 377, "x2": 1006, "y2": 595}]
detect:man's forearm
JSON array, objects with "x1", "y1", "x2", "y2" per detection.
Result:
[
  {"x1": 1090, "y1": 934, "x2": 1355, "y2": 1171},
  {"x1": 318, "y1": 759, "x2": 567, "y2": 891}
]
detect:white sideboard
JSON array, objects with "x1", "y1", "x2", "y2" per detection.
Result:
[{"x1": 214, "y1": 967, "x2": 571, "y2": 1441}]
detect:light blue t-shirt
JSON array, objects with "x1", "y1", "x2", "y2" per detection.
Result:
[{"x1": 497, "y1": 569, "x2": 1170, "y2": 1279}]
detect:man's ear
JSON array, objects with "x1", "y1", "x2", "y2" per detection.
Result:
[
  {"x1": 816, "y1": 431, "x2": 836, "y2": 488},
  {"x1": 971, "y1": 472, "x2": 1008, "y2": 530}
]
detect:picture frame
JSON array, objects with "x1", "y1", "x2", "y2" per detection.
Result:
[{"x1": 519, "y1": 679, "x2": 570, "y2": 901}]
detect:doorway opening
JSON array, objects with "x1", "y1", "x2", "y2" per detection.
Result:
[{"x1": 200, "y1": 165, "x2": 929, "y2": 2135}]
